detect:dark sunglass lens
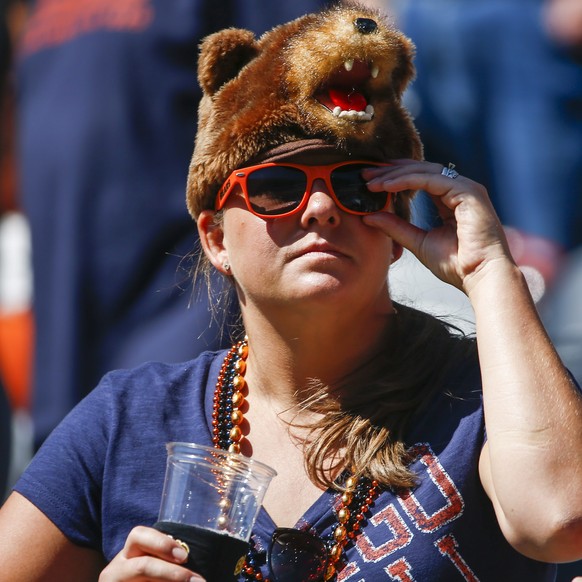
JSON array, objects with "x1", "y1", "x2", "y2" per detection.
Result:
[
  {"x1": 331, "y1": 164, "x2": 388, "y2": 213},
  {"x1": 268, "y1": 529, "x2": 327, "y2": 582},
  {"x1": 246, "y1": 167, "x2": 307, "y2": 216}
]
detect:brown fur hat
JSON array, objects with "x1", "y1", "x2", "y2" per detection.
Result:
[{"x1": 187, "y1": 2, "x2": 423, "y2": 219}]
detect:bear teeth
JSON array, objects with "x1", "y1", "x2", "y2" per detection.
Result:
[
  {"x1": 343, "y1": 59, "x2": 378, "y2": 79},
  {"x1": 332, "y1": 104, "x2": 375, "y2": 121}
]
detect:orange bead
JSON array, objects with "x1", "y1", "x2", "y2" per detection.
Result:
[{"x1": 231, "y1": 409, "x2": 243, "y2": 425}]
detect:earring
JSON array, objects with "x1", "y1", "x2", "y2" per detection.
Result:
[{"x1": 223, "y1": 263, "x2": 231, "y2": 272}]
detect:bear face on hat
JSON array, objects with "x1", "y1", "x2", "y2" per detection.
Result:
[{"x1": 187, "y1": 2, "x2": 423, "y2": 218}]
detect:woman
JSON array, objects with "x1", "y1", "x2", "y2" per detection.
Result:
[{"x1": 1, "y1": 5, "x2": 582, "y2": 581}]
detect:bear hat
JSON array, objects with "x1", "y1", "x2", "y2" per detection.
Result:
[{"x1": 187, "y1": 2, "x2": 423, "y2": 219}]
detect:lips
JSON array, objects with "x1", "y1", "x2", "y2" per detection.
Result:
[
  {"x1": 293, "y1": 240, "x2": 347, "y2": 260},
  {"x1": 315, "y1": 59, "x2": 377, "y2": 121}
]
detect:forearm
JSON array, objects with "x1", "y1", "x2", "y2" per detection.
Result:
[{"x1": 469, "y1": 259, "x2": 582, "y2": 559}]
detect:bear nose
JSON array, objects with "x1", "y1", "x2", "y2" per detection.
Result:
[{"x1": 354, "y1": 18, "x2": 377, "y2": 34}]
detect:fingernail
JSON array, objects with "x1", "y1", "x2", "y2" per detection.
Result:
[{"x1": 172, "y1": 545, "x2": 189, "y2": 562}]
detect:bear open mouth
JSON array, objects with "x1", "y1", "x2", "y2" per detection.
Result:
[{"x1": 315, "y1": 59, "x2": 377, "y2": 121}]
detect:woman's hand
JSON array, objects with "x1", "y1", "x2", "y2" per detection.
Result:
[
  {"x1": 99, "y1": 526, "x2": 204, "y2": 582},
  {"x1": 362, "y1": 159, "x2": 513, "y2": 295}
]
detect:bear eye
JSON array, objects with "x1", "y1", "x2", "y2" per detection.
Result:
[{"x1": 354, "y1": 18, "x2": 378, "y2": 34}]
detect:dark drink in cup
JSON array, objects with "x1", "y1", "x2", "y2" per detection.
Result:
[{"x1": 154, "y1": 520, "x2": 249, "y2": 582}]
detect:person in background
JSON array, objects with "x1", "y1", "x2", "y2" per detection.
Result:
[
  {"x1": 391, "y1": 0, "x2": 582, "y2": 296},
  {"x1": 0, "y1": 0, "x2": 23, "y2": 500},
  {"x1": 15, "y1": 0, "x2": 326, "y2": 449}
]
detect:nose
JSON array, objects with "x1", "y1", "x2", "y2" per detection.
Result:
[
  {"x1": 354, "y1": 18, "x2": 377, "y2": 34},
  {"x1": 300, "y1": 179, "x2": 341, "y2": 227}
]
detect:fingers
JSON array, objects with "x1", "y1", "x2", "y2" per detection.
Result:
[
  {"x1": 99, "y1": 526, "x2": 204, "y2": 582},
  {"x1": 361, "y1": 160, "x2": 512, "y2": 290},
  {"x1": 363, "y1": 160, "x2": 501, "y2": 233},
  {"x1": 363, "y1": 159, "x2": 489, "y2": 211},
  {"x1": 362, "y1": 210, "x2": 427, "y2": 258},
  {"x1": 123, "y1": 526, "x2": 188, "y2": 562}
]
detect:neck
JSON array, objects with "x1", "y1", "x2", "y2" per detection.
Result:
[{"x1": 240, "y1": 299, "x2": 396, "y2": 409}]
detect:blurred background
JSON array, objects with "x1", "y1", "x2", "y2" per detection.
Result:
[{"x1": 1, "y1": 0, "x2": 581, "y2": 577}]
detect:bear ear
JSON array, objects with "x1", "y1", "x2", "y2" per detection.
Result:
[
  {"x1": 391, "y1": 35, "x2": 417, "y2": 98},
  {"x1": 198, "y1": 28, "x2": 260, "y2": 96}
]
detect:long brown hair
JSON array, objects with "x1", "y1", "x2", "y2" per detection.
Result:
[{"x1": 294, "y1": 304, "x2": 477, "y2": 491}]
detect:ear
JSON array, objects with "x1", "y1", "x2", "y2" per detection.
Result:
[
  {"x1": 391, "y1": 35, "x2": 416, "y2": 98},
  {"x1": 197, "y1": 211, "x2": 230, "y2": 275},
  {"x1": 198, "y1": 28, "x2": 260, "y2": 96}
]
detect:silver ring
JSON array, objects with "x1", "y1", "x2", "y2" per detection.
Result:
[{"x1": 441, "y1": 162, "x2": 459, "y2": 179}]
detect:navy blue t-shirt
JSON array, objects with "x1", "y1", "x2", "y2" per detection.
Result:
[{"x1": 15, "y1": 350, "x2": 555, "y2": 581}]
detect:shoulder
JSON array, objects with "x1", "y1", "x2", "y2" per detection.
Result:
[
  {"x1": 92, "y1": 350, "x2": 226, "y2": 408},
  {"x1": 34, "y1": 350, "x2": 228, "y2": 455}
]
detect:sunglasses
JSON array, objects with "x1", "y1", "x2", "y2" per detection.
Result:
[
  {"x1": 215, "y1": 161, "x2": 393, "y2": 219},
  {"x1": 266, "y1": 527, "x2": 330, "y2": 582}
]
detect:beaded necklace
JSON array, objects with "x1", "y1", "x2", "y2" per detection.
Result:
[{"x1": 212, "y1": 338, "x2": 380, "y2": 581}]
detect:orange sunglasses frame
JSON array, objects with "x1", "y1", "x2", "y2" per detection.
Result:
[{"x1": 215, "y1": 161, "x2": 393, "y2": 218}]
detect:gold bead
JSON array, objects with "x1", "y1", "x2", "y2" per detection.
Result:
[
  {"x1": 232, "y1": 391, "x2": 245, "y2": 407},
  {"x1": 233, "y1": 374, "x2": 245, "y2": 390},
  {"x1": 217, "y1": 514, "x2": 228, "y2": 529},
  {"x1": 341, "y1": 492, "x2": 353, "y2": 505},
  {"x1": 231, "y1": 409, "x2": 244, "y2": 425},
  {"x1": 334, "y1": 525, "x2": 347, "y2": 542},
  {"x1": 219, "y1": 497, "x2": 232, "y2": 510},
  {"x1": 329, "y1": 543, "x2": 342, "y2": 561},
  {"x1": 337, "y1": 507, "x2": 350, "y2": 524},
  {"x1": 228, "y1": 442, "x2": 241, "y2": 454},
  {"x1": 235, "y1": 358, "x2": 246, "y2": 374},
  {"x1": 238, "y1": 342, "x2": 249, "y2": 359},
  {"x1": 346, "y1": 476, "x2": 357, "y2": 489},
  {"x1": 324, "y1": 563, "x2": 336, "y2": 581},
  {"x1": 230, "y1": 426, "x2": 242, "y2": 442}
]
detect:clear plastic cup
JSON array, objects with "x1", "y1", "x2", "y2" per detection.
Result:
[{"x1": 155, "y1": 442, "x2": 277, "y2": 581}]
